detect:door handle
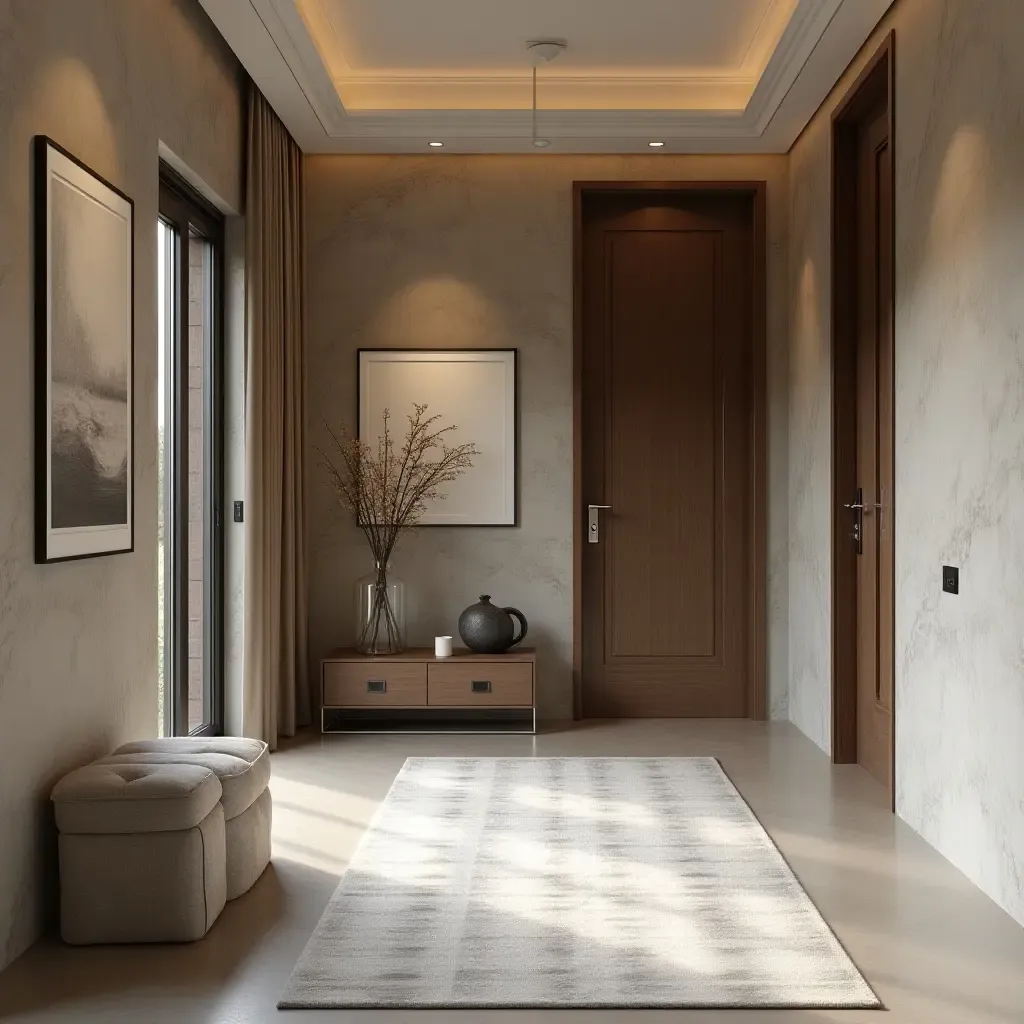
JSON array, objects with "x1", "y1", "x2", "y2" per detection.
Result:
[
  {"x1": 844, "y1": 488, "x2": 871, "y2": 554},
  {"x1": 587, "y1": 504, "x2": 612, "y2": 544},
  {"x1": 845, "y1": 491, "x2": 883, "y2": 554},
  {"x1": 845, "y1": 488, "x2": 863, "y2": 555}
]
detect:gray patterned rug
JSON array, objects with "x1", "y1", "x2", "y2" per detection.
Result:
[{"x1": 279, "y1": 757, "x2": 879, "y2": 1009}]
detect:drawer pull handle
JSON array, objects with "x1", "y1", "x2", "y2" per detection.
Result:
[
  {"x1": 367, "y1": 679, "x2": 387, "y2": 693},
  {"x1": 471, "y1": 680, "x2": 492, "y2": 694}
]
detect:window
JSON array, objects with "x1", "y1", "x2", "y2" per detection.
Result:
[{"x1": 157, "y1": 171, "x2": 225, "y2": 736}]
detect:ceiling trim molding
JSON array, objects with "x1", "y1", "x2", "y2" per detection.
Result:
[
  {"x1": 745, "y1": 0, "x2": 843, "y2": 130},
  {"x1": 266, "y1": 0, "x2": 831, "y2": 133},
  {"x1": 200, "y1": 0, "x2": 895, "y2": 153},
  {"x1": 336, "y1": 73, "x2": 758, "y2": 88},
  {"x1": 254, "y1": 0, "x2": 348, "y2": 133},
  {"x1": 334, "y1": 75, "x2": 756, "y2": 114},
  {"x1": 336, "y1": 109, "x2": 754, "y2": 139}
]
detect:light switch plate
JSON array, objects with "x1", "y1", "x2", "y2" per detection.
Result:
[{"x1": 942, "y1": 565, "x2": 959, "y2": 595}]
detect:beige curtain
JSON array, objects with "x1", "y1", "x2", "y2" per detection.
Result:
[{"x1": 242, "y1": 86, "x2": 309, "y2": 748}]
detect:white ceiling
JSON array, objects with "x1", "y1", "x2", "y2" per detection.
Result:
[{"x1": 198, "y1": 0, "x2": 894, "y2": 153}]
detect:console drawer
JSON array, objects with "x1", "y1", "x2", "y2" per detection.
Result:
[
  {"x1": 427, "y1": 662, "x2": 533, "y2": 706},
  {"x1": 322, "y1": 662, "x2": 427, "y2": 706}
]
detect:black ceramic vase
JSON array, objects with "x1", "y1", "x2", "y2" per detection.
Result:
[{"x1": 457, "y1": 595, "x2": 528, "y2": 654}]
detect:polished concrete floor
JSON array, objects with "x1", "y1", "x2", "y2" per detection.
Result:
[{"x1": 1, "y1": 719, "x2": 1023, "y2": 1023}]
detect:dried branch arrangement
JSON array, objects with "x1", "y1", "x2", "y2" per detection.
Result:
[{"x1": 320, "y1": 404, "x2": 479, "y2": 653}]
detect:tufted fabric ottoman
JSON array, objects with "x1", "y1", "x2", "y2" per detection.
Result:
[
  {"x1": 51, "y1": 762, "x2": 226, "y2": 944},
  {"x1": 101, "y1": 737, "x2": 271, "y2": 900}
]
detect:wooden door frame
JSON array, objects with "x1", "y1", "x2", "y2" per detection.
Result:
[
  {"x1": 830, "y1": 33, "x2": 896, "y2": 800},
  {"x1": 571, "y1": 181, "x2": 768, "y2": 721}
]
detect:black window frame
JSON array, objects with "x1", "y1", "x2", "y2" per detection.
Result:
[{"x1": 158, "y1": 166, "x2": 225, "y2": 737}]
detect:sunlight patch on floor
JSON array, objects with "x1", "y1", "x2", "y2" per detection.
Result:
[{"x1": 510, "y1": 784, "x2": 655, "y2": 824}]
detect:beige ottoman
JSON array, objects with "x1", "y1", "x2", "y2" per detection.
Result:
[
  {"x1": 51, "y1": 762, "x2": 226, "y2": 945},
  {"x1": 102, "y1": 737, "x2": 271, "y2": 900}
]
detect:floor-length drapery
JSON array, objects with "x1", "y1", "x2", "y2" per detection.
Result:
[{"x1": 242, "y1": 85, "x2": 308, "y2": 748}]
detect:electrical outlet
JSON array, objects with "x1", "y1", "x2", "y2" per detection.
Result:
[
  {"x1": 942, "y1": 565, "x2": 959, "y2": 595},
  {"x1": 233, "y1": 501, "x2": 244, "y2": 523}
]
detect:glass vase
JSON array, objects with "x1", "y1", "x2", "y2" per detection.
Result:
[{"x1": 355, "y1": 562, "x2": 406, "y2": 655}]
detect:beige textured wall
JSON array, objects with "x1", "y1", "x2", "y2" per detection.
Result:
[
  {"x1": 0, "y1": 0, "x2": 244, "y2": 968},
  {"x1": 788, "y1": 0, "x2": 1024, "y2": 926},
  {"x1": 305, "y1": 155, "x2": 790, "y2": 722}
]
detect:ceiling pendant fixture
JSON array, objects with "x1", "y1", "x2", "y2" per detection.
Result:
[{"x1": 527, "y1": 39, "x2": 566, "y2": 149}]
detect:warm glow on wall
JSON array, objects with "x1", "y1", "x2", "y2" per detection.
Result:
[
  {"x1": 928, "y1": 127, "x2": 989, "y2": 253},
  {"x1": 793, "y1": 258, "x2": 824, "y2": 388},
  {"x1": 19, "y1": 58, "x2": 119, "y2": 187},
  {"x1": 368, "y1": 276, "x2": 508, "y2": 350}
]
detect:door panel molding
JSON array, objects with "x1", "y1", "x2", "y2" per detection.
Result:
[
  {"x1": 830, "y1": 33, "x2": 895, "y2": 804},
  {"x1": 572, "y1": 181, "x2": 767, "y2": 721}
]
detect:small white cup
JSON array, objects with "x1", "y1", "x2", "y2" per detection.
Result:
[{"x1": 435, "y1": 635, "x2": 453, "y2": 658}]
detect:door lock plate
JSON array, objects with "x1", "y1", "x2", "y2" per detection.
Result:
[{"x1": 587, "y1": 504, "x2": 611, "y2": 544}]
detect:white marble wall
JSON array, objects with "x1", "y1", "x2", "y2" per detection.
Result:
[
  {"x1": 788, "y1": 0, "x2": 1024, "y2": 926},
  {"x1": 0, "y1": 0, "x2": 244, "y2": 969},
  {"x1": 305, "y1": 155, "x2": 791, "y2": 722}
]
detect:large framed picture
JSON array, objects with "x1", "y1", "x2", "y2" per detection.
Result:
[
  {"x1": 358, "y1": 349, "x2": 518, "y2": 526},
  {"x1": 34, "y1": 137, "x2": 134, "y2": 563}
]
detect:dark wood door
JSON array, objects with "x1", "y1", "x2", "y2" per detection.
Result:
[
  {"x1": 854, "y1": 111, "x2": 894, "y2": 787},
  {"x1": 581, "y1": 191, "x2": 755, "y2": 717}
]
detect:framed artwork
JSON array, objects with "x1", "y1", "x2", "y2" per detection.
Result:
[
  {"x1": 34, "y1": 136, "x2": 134, "y2": 563},
  {"x1": 357, "y1": 349, "x2": 518, "y2": 526}
]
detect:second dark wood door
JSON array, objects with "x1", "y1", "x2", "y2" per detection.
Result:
[
  {"x1": 854, "y1": 109, "x2": 894, "y2": 788},
  {"x1": 581, "y1": 190, "x2": 755, "y2": 717}
]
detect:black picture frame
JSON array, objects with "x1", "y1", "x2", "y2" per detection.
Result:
[{"x1": 34, "y1": 136, "x2": 135, "y2": 563}]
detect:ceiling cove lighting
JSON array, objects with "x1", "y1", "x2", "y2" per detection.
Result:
[{"x1": 428, "y1": 141, "x2": 444, "y2": 147}]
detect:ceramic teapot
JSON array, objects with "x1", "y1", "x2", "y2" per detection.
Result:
[{"x1": 457, "y1": 595, "x2": 528, "y2": 654}]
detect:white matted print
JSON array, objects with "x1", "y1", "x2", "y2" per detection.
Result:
[
  {"x1": 35, "y1": 137, "x2": 134, "y2": 562},
  {"x1": 358, "y1": 350, "x2": 517, "y2": 526}
]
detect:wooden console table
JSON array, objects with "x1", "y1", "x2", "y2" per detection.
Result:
[{"x1": 320, "y1": 647, "x2": 536, "y2": 734}]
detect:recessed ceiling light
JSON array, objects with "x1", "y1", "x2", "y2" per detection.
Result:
[
  {"x1": 533, "y1": 138, "x2": 552, "y2": 149},
  {"x1": 648, "y1": 141, "x2": 665, "y2": 148},
  {"x1": 428, "y1": 141, "x2": 444, "y2": 148}
]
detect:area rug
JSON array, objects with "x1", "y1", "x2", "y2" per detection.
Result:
[{"x1": 279, "y1": 757, "x2": 880, "y2": 1009}]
